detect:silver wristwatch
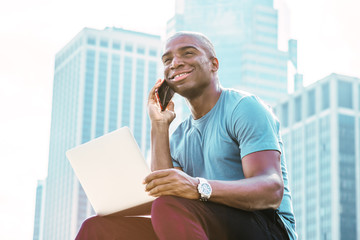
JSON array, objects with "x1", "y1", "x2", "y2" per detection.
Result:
[{"x1": 196, "y1": 177, "x2": 212, "y2": 201}]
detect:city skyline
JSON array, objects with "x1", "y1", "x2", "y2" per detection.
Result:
[{"x1": 1, "y1": 0, "x2": 359, "y2": 239}]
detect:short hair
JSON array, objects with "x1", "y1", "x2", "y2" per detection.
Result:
[{"x1": 167, "y1": 31, "x2": 216, "y2": 58}]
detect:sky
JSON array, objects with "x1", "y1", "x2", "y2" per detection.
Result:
[{"x1": 0, "y1": 0, "x2": 359, "y2": 239}]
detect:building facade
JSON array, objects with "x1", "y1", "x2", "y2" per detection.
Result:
[
  {"x1": 42, "y1": 27, "x2": 162, "y2": 239},
  {"x1": 274, "y1": 73, "x2": 360, "y2": 240},
  {"x1": 166, "y1": 0, "x2": 296, "y2": 106}
]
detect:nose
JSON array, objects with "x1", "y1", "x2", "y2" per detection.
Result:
[{"x1": 170, "y1": 56, "x2": 184, "y2": 69}]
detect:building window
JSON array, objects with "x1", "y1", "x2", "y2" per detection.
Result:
[
  {"x1": 358, "y1": 84, "x2": 360, "y2": 110},
  {"x1": 82, "y1": 50, "x2": 96, "y2": 143},
  {"x1": 339, "y1": 114, "x2": 355, "y2": 154},
  {"x1": 100, "y1": 40, "x2": 108, "y2": 48},
  {"x1": 338, "y1": 80, "x2": 353, "y2": 109},
  {"x1": 137, "y1": 47, "x2": 145, "y2": 55},
  {"x1": 122, "y1": 56, "x2": 133, "y2": 127},
  {"x1": 149, "y1": 49, "x2": 157, "y2": 57},
  {"x1": 338, "y1": 114, "x2": 356, "y2": 239},
  {"x1": 281, "y1": 103, "x2": 289, "y2": 127},
  {"x1": 322, "y1": 82, "x2": 330, "y2": 110},
  {"x1": 87, "y1": 37, "x2": 96, "y2": 45},
  {"x1": 109, "y1": 54, "x2": 120, "y2": 132},
  {"x1": 307, "y1": 89, "x2": 316, "y2": 117},
  {"x1": 112, "y1": 42, "x2": 121, "y2": 50},
  {"x1": 134, "y1": 59, "x2": 145, "y2": 145},
  {"x1": 146, "y1": 61, "x2": 157, "y2": 151},
  {"x1": 294, "y1": 96, "x2": 302, "y2": 122},
  {"x1": 95, "y1": 52, "x2": 108, "y2": 137},
  {"x1": 125, "y1": 44, "x2": 133, "y2": 52}
]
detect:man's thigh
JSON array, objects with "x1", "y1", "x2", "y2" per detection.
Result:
[
  {"x1": 209, "y1": 204, "x2": 289, "y2": 240},
  {"x1": 152, "y1": 196, "x2": 288, "y2": 240},
  {"x1": 76, "y1": 214, "x2": 157, "y2": 240}
]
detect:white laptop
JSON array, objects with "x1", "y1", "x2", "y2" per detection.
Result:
[{"x1": 66, "y1": 127, "x2": 154, "y2": 216}]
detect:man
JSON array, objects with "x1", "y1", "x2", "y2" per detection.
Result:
[{"x1": 76, "y1": 32, "x2": 297, "y2": 240}]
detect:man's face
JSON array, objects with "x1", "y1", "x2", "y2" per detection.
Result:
[{"x1": 161, "y1": 34, "x2": 217, "y2": 98}]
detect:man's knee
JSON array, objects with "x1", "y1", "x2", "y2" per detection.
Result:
[
  {"x1": 152, "y1": 196, "x2": 185, "y2": 217},
  {"x1": 151, "y1": 196, "x2": 209, "y2": 239},
  {"x1": 76, "y1": 216, "x2": 104, "y2": 240},
  {"x1": 152, "y1": 195, "x2": 180, "y2": 207},
  {"x1": 80, "y1": 215, "x2": 101, "y2": 229},
  {"x1": 151, "y1": 196, "x2": 205, "y2": 228}
]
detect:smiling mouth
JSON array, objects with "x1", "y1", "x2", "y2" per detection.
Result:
[{"x1": 170, "y1": 71, "x2": 192, "y2": 81}]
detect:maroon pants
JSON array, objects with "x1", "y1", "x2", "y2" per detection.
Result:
[{"x1": 76, "y1": 196, "x2": 289, "y2": 240}]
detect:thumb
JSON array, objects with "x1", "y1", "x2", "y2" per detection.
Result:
[{"x1": 167, "y1": 100, "x2": 175, "y2": 112}]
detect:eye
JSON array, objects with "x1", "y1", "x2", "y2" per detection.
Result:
[
  {"x1": 163, "y1": 58, "x2": 172, "y2": 65},
  {"x1": 185, "y1": 51, "x2": 193, "y2": 56}
]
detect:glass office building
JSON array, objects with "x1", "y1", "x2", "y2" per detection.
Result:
[
  {"x1": 33, "y1": 180, "x2": 46, "y2": 240},
  {"x1": 41, "y1": 27, "x2": 162, "y2": 240},
  {"x1": 167, "y1": 0, "x2": 296, "y2": 106},
  {"x1": 275, "y1": 73, "x2": 360, "y2": 240}
]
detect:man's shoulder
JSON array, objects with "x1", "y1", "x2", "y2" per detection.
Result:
[
  {"x1": 223, "y1": 88, "x2": 270, "y2": 108},
  {"x1": 221, "y1": 88, "x2": 260, "y2": 111},
  {"x1": 220, "y1": 88, "x2": 275, "y2": 125},
  {"x1": 221, "y1": 88, "x2": 257, "y2": 106},
  {"x1": 222, "y1": 88, "x2": 251, "y2": 100}
]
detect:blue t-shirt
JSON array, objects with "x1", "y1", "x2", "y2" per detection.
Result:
[{"x1": 170, "y1": 88, "x2": 297, "y2": 240}]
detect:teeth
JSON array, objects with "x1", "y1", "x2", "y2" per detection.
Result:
[{"x1": 175, "y1": 73, "x2": 188, "y2": 78}]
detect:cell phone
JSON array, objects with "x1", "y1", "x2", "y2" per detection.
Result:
[{"x1": 155, "y1": 80, "x2": 175, "y2": 111}]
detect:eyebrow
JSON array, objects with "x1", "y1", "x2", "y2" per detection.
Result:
[{"x1": 161, "y1": 45, "x2": 199, "y2": 60}]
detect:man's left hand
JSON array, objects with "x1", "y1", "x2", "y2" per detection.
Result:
[{"x1": 143, "y1": 169, "x2": 199, "y2": 199}]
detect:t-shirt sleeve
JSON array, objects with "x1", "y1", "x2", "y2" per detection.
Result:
[
  {"x1": 231, "y1": 95, "x2": 281, "y2": 159},
  {"x1": 172, "y1": 158, "x2": 181, "y2": 168}
]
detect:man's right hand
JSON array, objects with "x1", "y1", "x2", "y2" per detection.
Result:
[
  {"x1": 148, "y1": 79, "x2": 176, "y2": 171},
  {"x1": 148, "y1": 79, "x2": 176, "y2": 127}
]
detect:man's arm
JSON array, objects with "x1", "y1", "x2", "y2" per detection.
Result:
[
  {"x1": 147, "y1": 79, "x2": 177, "y2": 171},
  {"x1": 144, "y1": 150, "x2": 284, "y2": 211},
  {"x1": 150, "y1": 121, "x2": 173, "y2": 170},
  {"x1": 209, "y1": 150, "x2": 284, "y2": 210}
]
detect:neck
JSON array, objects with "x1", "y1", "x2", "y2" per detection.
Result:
[{"x1": 187, "y1": 81, "x2": 222, "y2": 120}]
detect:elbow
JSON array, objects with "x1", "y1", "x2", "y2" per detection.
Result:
[
  {"x1": 246, "y1": 175, "x2": 284, "y2": 211},
  {"x1": 269, "y1": 177, "x2": 284, "y2": 210},
  {"x1": 270, "y1": 193, "x2": 283, "y2": 210}
]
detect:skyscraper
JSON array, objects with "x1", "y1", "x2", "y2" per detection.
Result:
[
  {"x1": 274, "y1": 73, "x2": 360, "y2": 240},
  {"x1": 42, "y1": 27, "x2": 162, "y2": 239},
  {"x1": 166, "y1": 0, "x2": 294, "y2": 106},
  {"x1": 33, "y1": 180, "x2": 46, "y2": 240}
]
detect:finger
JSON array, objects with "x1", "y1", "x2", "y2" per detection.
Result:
[
  {"x1": 148, "y1": 79, "x2": 164, "y2": 103},
  {"x1": 150, "y1": 187, "x2": 198, "y2": 199},
  {"x1": 148, "y1": 81, "x2": 159, "y2": 102},
  {"x1": 145, "y1": 177, "x2": 172, "y2": 192},
  {"x1": 148, "y1": 183, "x2": 174, "y2": 196},
  {"x1": 143, "y1": 169, "x2": 172, "y2": 184},
  {"x1": 166, "y1": 100, "x2": 175, "y2": 112}
]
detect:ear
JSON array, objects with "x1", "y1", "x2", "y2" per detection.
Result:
[{"x1": 210, "y1": 57, "x2": 219, "y2": 72}]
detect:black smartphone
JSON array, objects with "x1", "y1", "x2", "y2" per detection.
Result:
[{"x1": 155, "y1": 80, "x2": 175, "y2": 111}]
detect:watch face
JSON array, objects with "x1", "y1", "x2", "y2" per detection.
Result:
[{"x1": 200, "y1": 183, "x2": 212, "y2": 195}]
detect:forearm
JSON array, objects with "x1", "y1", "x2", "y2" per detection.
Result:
[
  {"x1": 150, "y1": 121, "x2": 173, "y2": 171},
  {"x1": 208, "y1": 174, "x2": 284, "y2": 211}
]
